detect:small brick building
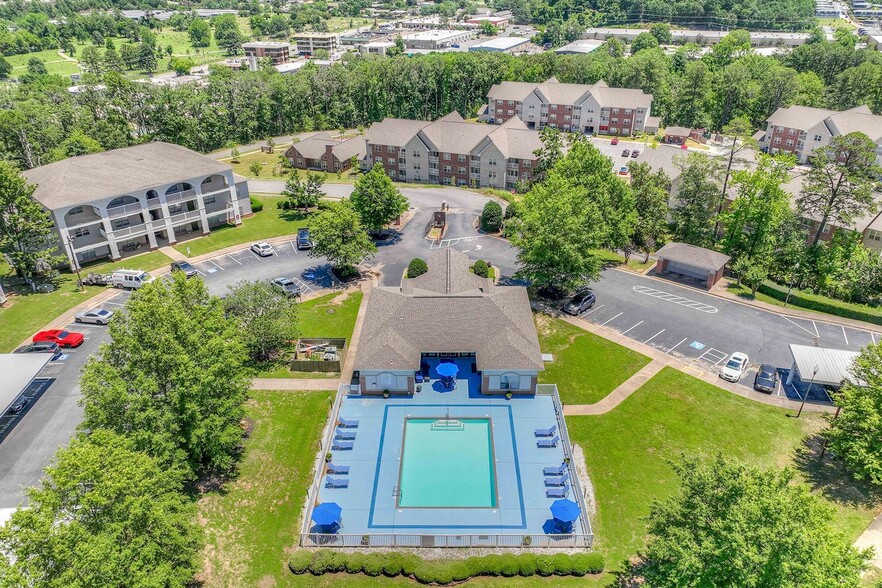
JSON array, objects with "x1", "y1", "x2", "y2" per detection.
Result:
[{"x1": 654, "y1": 242, "x2": 730, "y2": 289}]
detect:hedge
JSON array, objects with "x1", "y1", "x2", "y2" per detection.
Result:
[
  {"x1": 289, "y1": 551, "x2": 604, "y2": 584},
  {"x1": 249, "y1": 196, "x2": 264, "y2": 213},
  {"x1": 473, "y1": 259, "x2": 490, "y2": 278},
  {"x1": 758, "y1": 281, "x2": 882, "y2": 326},
  {"x1": 481, "y1": 201, "x2": 503, "y2": 232},
  {"x1": 407, "y1": 258, "x2": 428, "y2": 279}
]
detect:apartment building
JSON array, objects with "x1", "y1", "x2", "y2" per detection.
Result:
[
  {"x1": 242, "y1": 41, "x2": 292, "y2": 64},
  {"x1": 293, "y1": 32, "x2": 340, "y2": 55},
  {"x1": 364, "y1": 113, "x2": 542, "y2": 189},
  {"x1": 762, "y1": 104, "x2": 882, "y2": 164},
  {"x1": 484, "y1": 78, "x2": 654, "y2": 136},
  {"x1": 22, "y1": 142, "x2": 251, "y2": 267},
  {"x1": 285, "y1": 132, "x2": 366, "y2": 173}
]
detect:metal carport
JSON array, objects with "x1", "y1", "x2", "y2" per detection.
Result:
[
  {"x1": 785, "y1": 344, "x2": 861, "y2": 403},
  {"x1": 0, "y1": 354, "x2": 52, "y2": 417}
]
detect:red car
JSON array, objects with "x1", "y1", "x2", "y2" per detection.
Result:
[{"x1": 33, "y1": 329, "x2": 84, "y2": 348}]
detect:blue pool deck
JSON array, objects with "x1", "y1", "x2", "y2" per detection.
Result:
[{"x1": 311, "y1": 357, "x2": 588, "y2": 538}]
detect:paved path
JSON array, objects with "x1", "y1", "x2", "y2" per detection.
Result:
[
  {"x1": 855, "y1": 515, "x2": 882, "y2": 571},
  {"x1": 563, "y1": 360, "x2": 666, "y2": 415}
]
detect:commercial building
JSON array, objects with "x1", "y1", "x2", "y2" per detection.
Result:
[
  {"x1": 582, "y1": 28, "x2": 811, "y2": 47},
  {"x1": 465, "y1": 15, "x2": 510, "y2": 28},
  {"x1": 403, "y1": 29, "x2": 473, "y2": 50},
  {"x1": 293, "y1": 32, "x2": 340, "y2": 55},
  {"x1": 359, "y1": 40, "x2": 396, "y2": 56},
  {"x1": 654, "y1": 242, "x2": 730, "y2": 288},
  {"x1": 484, "y1": 77, "x2": 654, "y2": 135},
  {"x1": 284, "y1": 132, "x2": 366, "y2": 173},
  {"x1": 469, "y1": 36, "x2": 530, "y2": 52},
  {"x1": 554, "y1": 39, "x2": 603, "y2": 54},
  {"x1": 22, "y1": 143, "x2": 251, "y2": 267},
  {"x1": 242, "y1": 41, "x2": 292, "y2": 64}
]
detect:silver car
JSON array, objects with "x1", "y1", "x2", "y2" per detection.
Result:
[
  {"x1": 251, "y1": 242, "x2": 274, "y2": 257},
  {"x1": 75, "y1": 308, "x2": 115, "y2": 325}
]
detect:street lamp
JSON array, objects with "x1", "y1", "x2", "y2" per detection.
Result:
[
  {"x1": 796, "y1": 364, "x2": 819, "y2": 418},
  {"x1": 66, "y1": 236, "x2": 84, "y2": 292}
]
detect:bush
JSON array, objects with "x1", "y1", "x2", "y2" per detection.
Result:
[
  {"x1": 288, "y1": 551, "x2": 313, "y2": 574},
  {"x1": 399, "y1": 553, "x2": 422, "y2": 576},
  {"x1": 381, "y1": 552, "x2": 403, "y2": 576},
  {"x1": 473, "y1": 259, "x2": 490, "y2": 278},
  {"x1": 536, "y1": 555, "x2": 556, "y2": 576},
  {"x1": 518, "y1": 553, "x2": 538, "y2": 576},
  {"x1": 450, "y1": 561, "x2": 472, "y2": 581},
  {"x1": 480, "y1": 554, "x2": 505, "y2": 576},
  {"x1": 249, "y1": 196, "x2": 263, "y2": 213},
  {"x1": 757, "y1": 281, "x2": 882, "y2": 325},
  {"x1": 361, "y1": 555, "x2": 384, "y2": 576},
  {"x1": 344, "y1": 553, "x2": 365, "y2": 574},
  {"x1": 552, "y1": 553, "x2": 572, "y2": 575},
  {"x1": 407, "y1": 258, "x2": 428, "y2": 279},
  {"x1": 504, "y1": 201, "x2": 522, "y2": 219},
  {"x1": 499, "y1": 554, "x2": 521, "y2": 577},
  {"x1": 481, "y1": 200, "x2": 503, "y2": 232},
  {"x1": 413, "y1": 562, "x2": 436, "y2": 584},
  {"x1": 309, "y1": 550, "x2": 339, "y2": 574},
  {"x1": 570, "y1": 552, "x2": 605, "y2": 575}
]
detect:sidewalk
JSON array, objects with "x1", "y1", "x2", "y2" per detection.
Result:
[{"x1": 563, "y1": 360, "x2": 665, "y2": 415}]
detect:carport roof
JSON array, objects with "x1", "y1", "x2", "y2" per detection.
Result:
[
  {"x1": 0, "y1": 354, "x2": 51, "y2": 415},
  {"x1": 655, "y1": 242, "x2": 730, "y2": 272},
  {"x1": 788, "y1": 344, "x2": 860, "y2": 387}
]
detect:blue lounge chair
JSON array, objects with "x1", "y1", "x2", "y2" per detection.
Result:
[
  {"x1": 543, "y1": 463, "x2": 567, "y2": 476},
  {"x1": 332, "y1": 440, "x2": 354, "y2": 450},
  {"x1": 335, "y1": 429, "x2": 357, "y2": 440},
  {"x1": 338, "y1": 417, "x2": 359, "y2": 428},
  {"x1": 546, "y1": 484, "x2": 569, "y2": 498},
  {"x1": 535, "y1": 424, "x2": 558, "y2": 437},
  {"x1": 327, "y1": 463, "x2": 350, "y2": 475},
  {"x1": 537, "y1": 436, "x2": 560, "y2": 448},
  {"x1": 326, "y1": 476, "x2": 349, "y2": 488},
  {"x1": 545, "y1": 472, "x2": 570, "y2": 487}
]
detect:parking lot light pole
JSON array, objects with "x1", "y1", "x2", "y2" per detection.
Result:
[{"x1": 796, "y1": 364, "x2": 819, "y2": 418}]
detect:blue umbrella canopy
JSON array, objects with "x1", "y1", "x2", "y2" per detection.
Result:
[
  {"x1": 436, "y1": 363, "x2": 460, "y2": 377},
  {"x1": 311, "y1": 502, "x2": 342, "y2": 526},
  {"x1": 550, "y1": 499, "x2": 580, "y2": 523}
]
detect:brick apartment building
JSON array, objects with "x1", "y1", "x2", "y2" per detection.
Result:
[
  {"x1": 483, "y1": 77, "x2": 654, "y2": 136},
  {"x1": 242, "y1": 41, "x2": 291, "y2": 64},
  {"x1": 284, "y1": 132, "x2": 366, "y2": 173}
]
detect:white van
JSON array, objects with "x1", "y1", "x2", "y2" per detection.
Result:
[{"x1": 111, "y1": 269, "x2": 154, "y2": 289}]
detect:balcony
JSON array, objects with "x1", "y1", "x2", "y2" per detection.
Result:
[
  {"x1": 428, "y1": 156, "x2": 439, "y2": 164},
  {"x1": 147, "y1": 198, "x2": 163, "y2": 210},
  {"x1": 107, "y1": 202, "x2": 143, "y2": 219},
  {"x1": 66, "y1": 216, "x2": 104, "y2": 232},
  {"x1": 169, "y1": 209, "x2": 203, "y2": 226},
  {"x1": 110, "y1": 224, "x2": 149, "y2": 239},
  {"x1": 165, "y1": 189, "x2": 198, "y2": 205}
]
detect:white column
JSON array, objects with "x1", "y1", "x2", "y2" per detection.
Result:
[
  {"x1": 54, "y1": 215, "x2": 77, "y2": 270},
  {"x1": 139, "y1": 198, "x2": 158, "y2": 250},
  {"x1": 99, "y1": 209, "x2": 121, "y2": 260},
  {"x1": 159, "y1": 196, "x2": 177, "y2": 245},
  {"x1": 229, "y1": 187, "x2": 242, "y2": 225},
  {"x1": 786, "y1": 362, "x2": 798, "y2": 386}
]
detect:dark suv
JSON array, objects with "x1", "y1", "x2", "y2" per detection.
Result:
[
  {"x1": 16, "y1": 340, "x2": 62, "y2": 360},
  {"x1": 297, "y1": 228, "x2": 313, "y2": 250},
  {"x1": 563, "y1": 290, "x2": 596, "y2": 315},
  {"x1": 753, "y1": 364, "x2": 778, "y2": 393}
]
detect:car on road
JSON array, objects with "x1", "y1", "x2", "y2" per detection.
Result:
[
  {"x1": 15, "y1": 341, "x2": 62, "y2": 360},
  {"x1": 621, "y1": 149, "x2": 630, "y2": 157},
  {"x1": 251, "y1": 242, "x2": 274, "y2": 257},
  {"x1": 6, "y1": 395, "x2": 28, "y2": 415},
  {"x1": 753, "y1": 363, "x2": 778, "y2": 393},
  {"x1": 33, "y1": 329, "x2": 84, "y2": 348},
  {"x1": 75, "y1": 308, "x2": 115, "y2": 325},
  {"x1": 272, "y1": 277, "x2": 301, "y2": 298},
  {"x1": 631, "y1": 150, "x2": 640, "y2": 158},
  {"x1": 171, "y1": 261, "x2": 197, "y2": 278},
  {"x1": 297, "y1": 228, "x2": 314, "y2": 250},
  {"x1": 563, "y1": 290, "x2": 596, "y2": 315},
  {"x1": 719, "y1": 352, "x2": 749, "y2": 382}
]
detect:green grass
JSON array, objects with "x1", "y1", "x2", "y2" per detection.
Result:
[
  {"x1": 226, "y1": 149, "x2": 360, "y2": 184},
  {"x1": 198, "y1": 389, "x2": 334, "y2": 587},
  {"x1": 588, "y1": 249, "x2": 655, "y2": 273},
  {"x1": 727, "y1": 281, "x2": 882, "y2": 325},
  {"x1": 817, "y1": 17, "x2": 856, "y2": 30},
  {"x1": 324, "y1": 16, "x2": 374, "y2": 32},
  {"x1": 0, "y1": 251, "x2": 171, "y2": 352},
  {"x1": 566, "y1": 367, "x2": 882, "y2": 568},
  {"x1": 537, "y1": 316, "x2": 651, "y2": 404},
  {"x1": 173, "y1": 195, "x2": 309, "y2": 257},
  {"x1": 6, "y1": 48, "x2": 82, "y2": 78}
]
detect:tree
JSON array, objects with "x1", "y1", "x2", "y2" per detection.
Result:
[
  {"x1": 714, "y1": 115, "x2": 757, "y2": 237},
  {"x1": 407, "y1": 257, "x2": 428, "y2": 278},
  {"x1": 798, "y1": 132, "x2": 882, "y2": 246},
  {"x1": 0, "y1": 162, "x2": 66, "y2": 281},
  {"x1": 214, "y1": 14, "x2": 243, "y2": 54},
  {"x1": 169, "y1": 56, "x2": 195, "y2": 76},
  {"x1": 50, "y1": 129, "x2": 103, "y2": 161},
  {"x1": 223, "y1": 280, "x2": 299, "y2": 362},
  {"x1": 230, "y1": 148, "x2": 240, "y2": 162},
  {"x1": 640, "y1": 454, "x2": 868, "y2": 588},
  {"x1": 649, "y1": 22, "x2": 672, "y2": 45},
  {"x1": 138, "y1": 42, "x2": 156, "y2": 72},
  {"x1": 480, "y1": 200, "x2": 503, "y2": 232},
  {"x1": 825, "y1": 343, "x2": 882, "y2": 485},
  {"x1": 532, "y1": 127, "x2": 565, "y2": 182},
  {"x1": 26, "y1": 57, "x2": 47, "y2": 76},
  {"x1": 629, "y1": 162, "x2": 670, "y2": 261},
  {"x1": 479, "y1": 21, "x2": 498, "y2": 35},
  {"x1": 671, "y1": 152, "x2": 722, "y2": 247},
  {"x1": 79, "y1": 45, "x2": 104, "y2": 75},
  {"x1": 350, "y1": 163, "x2": 408, "y2": 233},
  {"x1": 188, "y1": 18, "x2": 212, "y2": 47},
  {"x1": 79, "y1": 273, "x2": 250, "y2": 478},
  {"x1": 249, "y1": 161, "x2": 262, "y2": 176},
  {"x1": 631, "y1": 32, "x2": 659, "y2": 53},
  {"x1": 0, "y1": 430, "x2": 199, "y2": 588},
  {"x1": 0, "y1": 56, "x2": 11, "y2": 79},
  {"x1": 283, "y1": 171, "x2": 326, "y2": 212},
  {"x1": 309, "y1": 199, "x2": 377, "y2": 273}
]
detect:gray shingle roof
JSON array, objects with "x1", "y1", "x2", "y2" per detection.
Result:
[
  {"x1": 365, "y1": 118, "x2": 432, "y2": 147},
  {"x1": 487, "y1": 81, "x2": 540, "y2": 102},
  {"x1": 656, "y1": 242, "x2": 730, "y2": 271},
  {"x1": 286, "y1": 134, "x2": 366, "y2": 161},
  {"x1": 354, "y1": 249, "x2": 544, "y2": 372},
  {"x1": 23, "y1": 142, "x2": 232, "y2": 210},
  {"x1": 826, "y1": 106, "x2": 882, "y2": 142},
  {"x1": 766, "y1": 105, "x2": 835, "y2": 131}
]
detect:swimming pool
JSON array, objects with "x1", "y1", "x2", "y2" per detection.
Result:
[{"x1": 398, "y1": 417, "x2": 497, "y2": 508}]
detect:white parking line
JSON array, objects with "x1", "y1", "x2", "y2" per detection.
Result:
[
  {"x1": 291, "y1": 241, "x2": 298, "y2": 254},
  {"x1": 644, "y1": 329, "x2": 665, "y2": 344},
  {"x1": 781, "y1": 315, "x2": 817, "y2": 338},
  {"x1": 698, "y1": 348, "x2": 728, "y2": 365},
  {"x1": 208, "y1": 259, "x2": 224, "y2": 271},
  {"x1": 873, "y1": 333, "x2": 878, "y2": 345},
  {"x1": 620, "y1": 320, "x2": 644, "y2": 335},
  {"x1": 667, "y1": 337, "x2": 688, "y2": 355},
  {"x1": 842, "y1": 326, "x2": 849, "y2": 346},
  {"x1": 600, "y1": 312, "x2": 623, "y2": 326},
  {"x1": 812, "y1": 321, "x2": 820, "y2": 338},
  {"x1": 581, "y1": 304, "x2": 604, "y2": 316},
  {"x1": 227, "y1": 254, "x2": 243, "y2": 265},
  {"x1": 104, "y1": 301, "x2": 126, "y2": 307},
  {"x1": 632, "y1": 285, "x2": 718, "y2": 313},
  {"x1": 195, "y1": 269, "x2": 207, "y2": 276}
]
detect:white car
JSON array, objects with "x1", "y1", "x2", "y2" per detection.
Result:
[
  {"x1": 74, "y1": 308, "x2": 115, "y2": 325},
  {"x1": 251, "y1": 242, "x2": 274, "y2": 257},
  {"x1": 719, "y1": 352, "x2": 749, "y2": 382}
]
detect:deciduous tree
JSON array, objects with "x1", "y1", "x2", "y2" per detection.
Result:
[
  {"x1": 284, "y1": 171, "x2": 326, "y2": 212},
  {"x1": 629, "y1": 162, "x2": 670, "y2": 261},
  {"x1": 188, "y1": 18, "x2": 211, "y2": 48},
  {"x1": 224, "y1": 280, "x2": 299, "y2": 362},
  {"x1": 310, "y1": 199, "x2": 377, "y2": 273},
  {"x1": 350, "y1": 163, "x2": 408, "y2": 233},
  {"x1": 671, "y1": 152, "x2": 722, "y2": 247}
]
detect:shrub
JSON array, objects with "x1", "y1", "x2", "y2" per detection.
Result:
[
  {"x1": 309, "y1": 550, "x2": 339, "y2": 574},
  {"x1": 536, "y1": 555, "x2": 556, "y2": 576},
  {"x1": 473, "y1": 259, "x2": 490, "y2": 278},
  {"x1": 361, "y1": 555, "x2": 384, "y2": 576},
  {"x1": 499, "y1": 554, "x2": 521, "y2": 577},
  {"x1": 399, "y1": 553, "x2": 422, "y2": 576},
  {"x1": 381, "y1": 552, "x2": 403, "y2": 576},
  {"x1": 480, "y1": 554, "x2": 505, "y2": 576},
  {"x1": 480, "y1": 200, "x2": 503, "y2": 232},
  {"x1": 570, "y1": 552, "x2": 605, "y2": 575},
  {"x1": 288, "y1": 551, "x2": 313, "y2": 574},
  {"x1": 413, "y1": 563, "x2": 436, "y2": 584},
  {"x1": 344, "y1": 553, "x2": 365, "y2": 574},
  {"x1": 518, "y1": 553, "x2": 538, "y2": 576},
  {"x1": 504, "y1": 201, "x2": 522, "y2": 219},
  {"x1": 407, "y1": 257, "x2": 428, "y2": 279},
  {"x1": 552, "y1": 553, "x2": 572, "y2": 575},
  {"x1": 450, "y1": 561, "x2": 472, "y2": 581},
  {"x1": 757, "y1": 281, "x2": 882, "y2": 325},
  {"x1": 249, "y1": 196, "x2": 264, "y2": 213},
  {"x1": 431, "y1": 562, "x2": 454, "y2": 585}
]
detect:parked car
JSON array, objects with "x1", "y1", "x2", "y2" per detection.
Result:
[
  {"x1": 111, "y1": 269, "x2": 153, "y2": 289},
  {"x1": 170, "y1": 261, "x2": 197, "y2": 278},
  {"x1": 15, "y1": 341, "x2": 62, "y2": 360},
  {"x1": 611, "y1": 137, "x2": 619, "y2": 145},
  {"x1": 631, "y1": 150, "x2": 641, "y2": 158},
  {"x1": 272, "y1": 277, "x2": 301, "y2": 298},
  {"x1": 7, "y1": 395, "x2": 28, "y2": 415},
  {"x1": 251, "y1": 242, "x2": 274, "y2": 257},
  {"x1": 33, "y1": 329, "x2": 84, "y2": 348},
  {"x1": 621, "y1": 149, "x2": 631, "y2": 157},
  {"x1": 719, "y1": 352, "x2": 749, "y2": 382},
  {"x1": 75, "y1": 308, "x2": 114, "y2": 325},
  {"x1": 297, "y1": 228, "x2": 314, "y2": 250},
  {"x1": 563, "y1": 290, "x2": 596, "y2": 315},
  {"x1": 753, "y1": 364, "x2": 778, "y2": 393},
  {"x1": 619, "y1": 166, "x2": 629, "y2": 175}
]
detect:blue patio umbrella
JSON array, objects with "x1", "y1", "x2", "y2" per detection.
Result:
[
  {"x1": 311, "y1": 502, "x2": 343, "y2": 527},
  {"x1": 550, "y1": 499, "x2": 580, "y2": 523},
  {"x1": 436, "y1": 363, "x2": 460, "y2": 378}
]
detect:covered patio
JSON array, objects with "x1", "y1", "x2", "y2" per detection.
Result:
[{"x1": 785, "y1": 344, "x2": 860, "y2": 403}]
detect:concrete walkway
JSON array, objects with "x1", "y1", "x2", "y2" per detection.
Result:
[
  {"x1": 563, "y1": 360, "x2": 666, "y2": 416},
  {"x1": 855, "y1": 515, "x2": 882, "y2": 571}
]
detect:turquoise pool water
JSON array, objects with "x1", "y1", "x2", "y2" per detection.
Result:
[{"x1": 398, "y1": 418, "x2": 497, "y2": 508}]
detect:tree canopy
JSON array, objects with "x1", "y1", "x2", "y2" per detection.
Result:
[
  {"x1": 223, "y1": 280, "x2": 299, "y2": 362},
  {"x1": 309, "y1": 198, "x2": 377, "y2": 272},
  {"x1": 349, "y1": 163, "x2": 409, "y2": 233}
]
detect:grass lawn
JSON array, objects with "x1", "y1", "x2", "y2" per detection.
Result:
[
  {"x1": 173, "y1": 195, "x2": 310, "y2": 257},
  {"x1": 818, "y1": 17, "x2": 856, "y2": 30},
  {"x1": 537, "y1": 315, "x2": 650, "y2": 405},
  {"x1": 6, "y1": 48, "x2": 82, "y2": 78},
  {"x1": 726, "y1": 281, "x2": 882, "y2": 326},
  {"x1": 566, "y1": 366, "x2": 882, "y2": 568},
  {"x1": 226, "y1": 149, "x2": 360, "y2": 184},
  {"x1": 0, "y1": 251, "x2": 171, "y2": 352},
  {"x1": 589, "y1": 249, "x2": 655, "y2": 273}
]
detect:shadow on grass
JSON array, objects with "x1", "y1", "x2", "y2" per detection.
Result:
[
  {"x1": 280, "y1": 210, "x2": 308, "y2": 223},
  {"x1": 793, "y1": 434, "x2": 881, "y2": 510}
]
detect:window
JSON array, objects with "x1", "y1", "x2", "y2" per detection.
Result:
[
  {"x1": 867, "y1": 230, "x2": 882, "y2": 242},
  {"x1": 785, "y1": 140, "x2": 794, "y2": 147},
  {"x1": 72, "y1": 227, "x2": 90, "y2": 238},
  {"x1": 500, "y1": 373, "x2": 520, "y2": 390},
  {"x1": 374, "y1": 145, "x2": 382, "y2": 152},
  {"x1": 470, "y1": 167, "x2": 480, "y2": 174},
  {"x1": 80, "y1": 250, "x2": 97, "y2": 261},
  {"x1": 320, "y1": 160, "x2": 327, "y2": 170},
  {"x1": 625, "y1": 108, "x2": 633, "y2": 114},
  {"x1": 457, "y1": 154, "x2": 466, "y2": 162},
  {"x1": 814, "y1": 134, "x2": 822, "y2": 141},
  {"x1": 380, "y1": 372, "x2": 394, "y2": 389},
  {"x1": 507, "y1": 109, "x2": 514, "y2": 116},
  {"x1": 334, "y1": 162, "x2": 341, "y2": 171},
  {"x1": 521, "y1": 172, "x2": 530, "y2": 180},
  {"x1": 113, "y1": 218, "x2": 130, "y2": 229},
  {"x1": 529, "y1": 104, "x2": 535, "y2": 109},
  {"x1": 611, "y1": 118, "x2": 619, "y2": 125},
  {"x1": 612, "y1": 108, "x2": 619, "y2": 114},
  {"x1": 414, "y1": 163, "x2": 421, "y2": 170},
  {"x1": 443, "y1": 165, "x2": 451, "y2": 173},
  {"x1": 70, "y1": 206, "x2": 84, "y2": 215},
  {"x1": 488, "y1": 171, "x2": 497, "y2": 179},
  {"x1": 488, "y1": 159, "x2": 497, "y2": 166},
  {"x1": 458, "y1": 167, "x2": 465, "y2": 174},
  {"x1": 774, "y1": 137, "x2": 781, "y2": 145},
  {"x1": 507, "y1": 100, "x2": 514, "y2": 105},
  {"x1": 444, "y1": 153, "x2": 451, "y2": 161},
  {"x1": 564, "y1": 115, "x2": 571, "y2": 121},
  {"x1": 507, "y1": 169, "x2": 517, "y2": 177},
  {"x1": 523, "y1": 160, "x2": 531, "y2": 168},
  {"x1": 387, "y1": 145, "x2": 395, "y2": 153},
  {"x1": 565, "y1": 105, "x2": 572, "y2": 111},
  {"x1": 204, "y1": 195, "x2": 217, "y2": 205},
  {"x1": 822, "y1": 224, "x2": 831, "y2": 234},
  {"x1": 296, "y1": 158, "x2": 304, "y2": 166},
  {"x1": 624, "y1": 119, "x2": 631, "y2": 125},
  {"x1": 412, "y1": 150, "x2": 421, "y2": 157},
  {"x1": 586, "y1": 108, "x2": 594, "y2": 113},
  {"x1": 550, "y1": 114, "x2": 557, "y2": 120},
  {"x1": 788, "y1": 128, "x2": 796, "y2": 135},
  {"x1": 399, "y1": 170, "x2": 406, "y2": 178},
  {"x1": 387, "y1": 158, "x2": 395, "y2": 165}
]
